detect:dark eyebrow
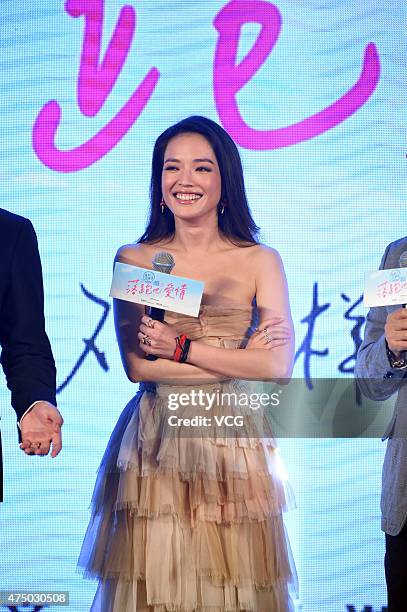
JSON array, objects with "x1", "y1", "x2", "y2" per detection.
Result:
[
  {"x1": 163, "y1": 157, "x2": 215, "y2": 164},
  {"x1": 193, "y1": 158, "x2": 215, "y2": 164}
]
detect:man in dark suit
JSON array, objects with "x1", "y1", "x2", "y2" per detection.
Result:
[
  {"x1": 355, "y1": 238, "x2": 407, "y2": 611},
  {"x1": 0, "y1": 207, "x2": 63, "y2": 502}
]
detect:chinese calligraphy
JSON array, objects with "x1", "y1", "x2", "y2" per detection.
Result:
[
  {"x1": 295, "y1": 282, "x2": 330, "y2": 390},
  {"x1": 376, "y1": 279, "x2": 407, "y2": 300},
  {"x1": 338, "y1": 294, "x2": 364, "y2": 375},
  {"x1": 32, "y1": 0, "x2": 159, "y2": 172},
  {"x1": 33, "y1": 0, "x2": 380, "y2": 171},
  {"x1": 213, "y1": 1, "x2": 380, "y2": 150},
  {"x1": 57, "y1": 284, "x2": 110, "y2": 393},
  {"x1": 295, "y1": 285, "x2": 365, "y2": 398},
  {"x1": 126, "y1": 279, "x2": 187, "y2": 300}
]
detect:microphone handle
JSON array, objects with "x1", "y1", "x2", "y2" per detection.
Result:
[
  {"x1": 148, "y1": 306, "x2": 165, "y2": 322},
  {"x1": 145, "y1": 306, "x2": 165, "y2": 361}
]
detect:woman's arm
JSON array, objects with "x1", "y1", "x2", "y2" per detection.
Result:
[
  {"x1": 113, "y1": 245, "x2": 229, "y2": 383},
  {"x1": 136, "y1": 245, "x2": 294, "y2": 382},
  {"x1": 185, "y1": 246, "x2": 294, "y2": 381}
]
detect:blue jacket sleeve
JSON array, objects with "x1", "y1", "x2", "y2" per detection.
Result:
[{"x1": 355, "y1": 243, "x2": 407, "y2": 400}]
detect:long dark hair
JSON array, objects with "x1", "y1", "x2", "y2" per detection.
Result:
[{"x1": 137, "y1": 116, "x2": 260, "y2": 246}]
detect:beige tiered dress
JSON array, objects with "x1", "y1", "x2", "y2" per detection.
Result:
[{"x1": 78, "y1": 304, "x2": 297, "y2": 611}]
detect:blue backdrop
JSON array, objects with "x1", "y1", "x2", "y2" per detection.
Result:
[{"x1": 0, "y1": 1, "x2": 405, "y2": 610}]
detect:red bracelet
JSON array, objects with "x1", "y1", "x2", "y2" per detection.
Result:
[{"x1": 173, "y1": 334, "x2": 188, "y2": 362}]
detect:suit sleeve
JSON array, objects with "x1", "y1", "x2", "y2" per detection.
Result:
[
  {"x1": 0, "y1": 219, "x2": 56, "y2": 422},
  {"x1": 355, "y1": 243, "x2": 407, "y2": 400}
]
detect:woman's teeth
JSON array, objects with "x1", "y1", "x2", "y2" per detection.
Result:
[{"x1": 175, "y1": 193, "x2": 202, "y2": 201}]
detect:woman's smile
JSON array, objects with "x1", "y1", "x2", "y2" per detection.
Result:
[
  {"x1": 173, "y1": 192, "x2": 203, "y2": 203},
  {"x1": 162, "y1": 132, "x2": 221, "y2": 218}
]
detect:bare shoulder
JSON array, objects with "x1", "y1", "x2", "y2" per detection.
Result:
[
  {"x1": 114, "y1": 242, "x2": 153, "y2": 267},
  {"x1": 253, "y1": 245, "x2": 291, "y2": 313},
  {"x1": 252, "y1": 243, "x2": 284, "y2": 270}
]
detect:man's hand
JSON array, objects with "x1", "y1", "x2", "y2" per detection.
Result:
[
  {"x1": 385, "y1": 308, "x2": 407, "y2": 357},
  {"x1": 19, "y1": 401, "x2": 63, "y2": 458}
]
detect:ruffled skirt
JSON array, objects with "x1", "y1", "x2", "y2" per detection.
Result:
[{"x1": 78, "y1": 380, "x2": 298, "y2": 611}]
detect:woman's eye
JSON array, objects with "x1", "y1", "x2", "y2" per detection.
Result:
[
  {"x1": 164, "y1": 166, "x2": 178, "y2": 171},
  {"x1": 196, "y1": 166, "x2": 211, "y2": 172}
]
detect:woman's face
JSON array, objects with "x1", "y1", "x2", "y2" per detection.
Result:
[{"x1": 161, "y1": 132, "x2": 222, "y2": 222}]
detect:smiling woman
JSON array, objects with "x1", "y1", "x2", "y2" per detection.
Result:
[
  {"x1": 78, "y1": 116, "x2": 297, "y2": 611},
  {"x1": 161, "y1": 132, "x2": 221, "y2": 222},
  {"x1": 138, "y1": 115, "x2": 261, "y2": 248}
]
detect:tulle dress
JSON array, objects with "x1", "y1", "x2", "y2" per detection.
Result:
[{"x1": 78, "y1": 304, "x2": 298, "y2": 611}]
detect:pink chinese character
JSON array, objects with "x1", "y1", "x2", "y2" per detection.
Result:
[
  {"x1": 213, "y1": 0, "x2": 380, "y2": 150},
  {"x1": 33, "y1": 0, "x2": 159, "y2": 172},
  {"x1": 377, "y1": 281, "x2": 389, "y2": 299},
  {"x1": 164, "y1": 283, "x2": 175, "y2": 299},
  {"x1": 126, "y1": 279, "x2": 139, "y2": 295},
  {"x1": 179, "y1": 284, "x2": 187, "y2": 301}
]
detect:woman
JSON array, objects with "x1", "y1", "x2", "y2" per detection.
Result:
[{"x1": 79, "y1": 116, "x2": 297, "y2": 611}]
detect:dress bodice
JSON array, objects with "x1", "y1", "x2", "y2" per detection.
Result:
[
  {"x1": 139, "y1": 303, "x2": 260, "y2": 394},
  {"x1": 163, "y1": 303, "x2": 259, "y2": 347}
]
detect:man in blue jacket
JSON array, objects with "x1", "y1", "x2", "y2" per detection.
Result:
[
  {"x1": 355, "y1": 238, "x2": 407, "y2": 612},
  {"x1": 0, "y1": 208, "x2": 63, "y2": 502}
]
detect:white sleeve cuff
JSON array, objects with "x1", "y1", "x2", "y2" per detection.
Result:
[{"x1": 17, "y1": 401, "x2": 42, "y2": 430}]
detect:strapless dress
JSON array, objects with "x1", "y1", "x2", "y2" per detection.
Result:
[{"x1": 78, "y1": 304, "x2": 298, "y2": 611}]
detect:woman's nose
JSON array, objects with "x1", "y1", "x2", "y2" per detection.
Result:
[{"x1": 177, "y1": 168, "x2": 193, "y2": 185}]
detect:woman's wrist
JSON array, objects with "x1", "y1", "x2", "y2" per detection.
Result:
[
  {"x1": 172, "y1": 335, "x2": 192, "y2": 363},
  {"x1": 184, "y1": 339, "x2": 193, "y2": 363}
]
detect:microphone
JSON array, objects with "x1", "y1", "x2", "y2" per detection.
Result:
[
  {"x1": 399, "y1": 251, "x2": 407, "y2": 269},
  {"x1": 399, "y1": 251, "x2": 407, "y2": 309},
  {"x1": 145, "y1": 251, "x2": 175, "y2": 361}
]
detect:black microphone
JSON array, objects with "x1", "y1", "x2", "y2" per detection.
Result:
[
  {"x1": 145, "y1": 251, "x2": 175, "y2": 361},
  {"x1": 399, "y1": 251, "x2": 407, "y2": 309}
]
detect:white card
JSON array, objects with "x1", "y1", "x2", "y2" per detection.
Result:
[
  {"x1": 363, "y1": 268, "x2": 407, "y2": 307},
  {"x1": 110, "y1": 262, "x2": 204, "y2": 316}
]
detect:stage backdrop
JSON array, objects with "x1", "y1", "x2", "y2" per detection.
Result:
[{"x1": 0, "y1": 1, "x2": 405, "y2": 610}]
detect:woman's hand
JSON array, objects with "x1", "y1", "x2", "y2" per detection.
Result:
[
  {"x1": 138, "y1": 315, "x2": 179, "y2": 359},
  {"x1": 246, "y1": 317, "x2": 292, "y2": 350}
]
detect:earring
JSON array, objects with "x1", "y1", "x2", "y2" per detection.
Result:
[
  {"x1": 161, "y1": 199, "x2": 165, "y2": 214},
  {"x1": 221, "y1": 204, "x2": 225, "y2": 214}
]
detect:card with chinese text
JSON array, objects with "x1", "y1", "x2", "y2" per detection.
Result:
[
  {"x1": 110, "y1": 262, "x2": 204, "y2": 316},
  {"x1": 364, "y1": 268, "x2": 407, "y2": 307}
]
